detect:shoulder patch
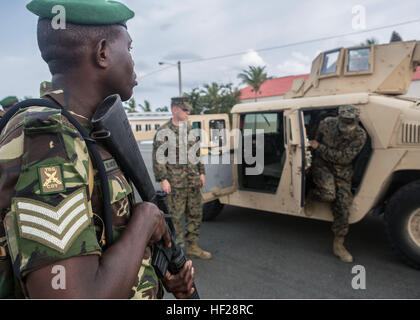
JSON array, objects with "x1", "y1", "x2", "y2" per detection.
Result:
[
  {"x1": 38, "y1": 164, "x2": 66, "y2": 195},
  {"x1": 13, "y1": 189, "x2": 90, "y2": 254}
]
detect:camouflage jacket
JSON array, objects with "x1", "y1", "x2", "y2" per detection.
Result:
[
  {"x1": 0, "y1": 91, "x2": 161, "y2": 299},
  {"x1": 313, "y1": 117, "x2": 367, "y2": 181},
  {"x1": 153, "y1": 120, "x2": 205, "y2": 189}
]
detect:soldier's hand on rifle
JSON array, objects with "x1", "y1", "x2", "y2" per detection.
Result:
[
  {"x1": 162, "y1": 260, "x2": 195, "y2": 299},
  {"x1": 161, "y1": 179, "x2": 171, "y2": 195},
  {"x1": 132, "y1": 202, "x2": 171, "y2": 247},
  {"x1": 200, "y1": 174, "x2": 206, "y2": 188}
]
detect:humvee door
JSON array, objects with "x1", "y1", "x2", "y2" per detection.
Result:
[
  {"x1": 285, "y1": 109, "x2": 309, "y2": 209},
  {"x1": 194, "y1": 114, "x2": 238, "y2": 202}
]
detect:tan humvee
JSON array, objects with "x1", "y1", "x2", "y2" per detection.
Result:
[{"x1": 202, "y1": 40, "x2": 420, "y2": 269}]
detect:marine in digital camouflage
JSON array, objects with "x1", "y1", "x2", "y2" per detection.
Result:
[
  {"x1": 167, "y1": 186, "x2": 203, "y2": 246},
  {"x1": 153, "y1": 120, "x2": 204, "y2": 189},
  {"x1": 0, "y1": 91, "x2": 161, "y2": 299},
  {"x1": 311, "y1": 106, "x2": 367, "y2": 236},
  {"x1": 153, "y1": 120, "x2": 205, "y2": 246}
]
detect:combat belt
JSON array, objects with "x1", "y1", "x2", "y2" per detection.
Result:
[{"x1": 0, "y1": 95, "x2": 199, "y2": 299}]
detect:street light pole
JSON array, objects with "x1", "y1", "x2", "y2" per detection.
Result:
[
  {"x1": 177, "y1": 61, "x2": 182, "y2": 97},
  {"x1": 158, "y1": 60, "x2": 183, "y2": 97}
]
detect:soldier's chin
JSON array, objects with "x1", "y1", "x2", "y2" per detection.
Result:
[
  {"x1": 120, "y1": 88, "x2": 134, "y2": 102},
  {"x1": 339, "y1": 127, "x2": 355, "y2": 134}
]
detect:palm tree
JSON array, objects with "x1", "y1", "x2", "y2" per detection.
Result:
[
  {"x1": 139, "y1": 100, "x2": 152, "y2": 112},
  {"x1": 238, "y1": 66, "x2": 270, "y2": 102},
  {"x1": 360, "y1": 37, "x2": 378, "y2": 46},
  {"x1": 156, "y1": 106, "x2": 169, "y2": 112},
  {"x1": 124, "y1": 97, "x2": 138, "y2": 113},
  {"x1": 390, "y1": 31, "x2": 403, "y2": 43}
]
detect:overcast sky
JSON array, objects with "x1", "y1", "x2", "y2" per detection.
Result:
[{"x1": 1, "y1": 0, "x2": 419, "y2": 110}]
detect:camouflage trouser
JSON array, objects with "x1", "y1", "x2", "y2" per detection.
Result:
[
  {"x1": 167, "y1": 186, "x2": 202, "y2": 246},
  {"x1": 312, "y1": 164, "x2": 353, "y2": 237}
]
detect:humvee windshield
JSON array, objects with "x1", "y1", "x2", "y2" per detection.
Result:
[
  {"x1": 210, "y1": 119, "x2": 227, "y2": 146},
  {"x1": 192, "y1": 121, "x2": 201, "y2": 140}
]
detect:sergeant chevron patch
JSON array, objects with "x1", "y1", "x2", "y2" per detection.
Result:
[{"x1": 14, "y1": 189, "x2": 90, "y2": 254}]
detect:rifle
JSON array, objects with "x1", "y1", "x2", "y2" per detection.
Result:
[{"x1": 91, "y1": 94, "x2": 199, "y2": 299}]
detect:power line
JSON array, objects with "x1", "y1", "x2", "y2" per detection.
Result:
[
  {"x1": 183, "y1": 18, "x2": 420, "y2": 64},
  {"x1": 140, "y1": 65, "x2": 173, "y2": 79},
  {"x1": 139, "y1": 18, "x2": 420, "y2": 79}
]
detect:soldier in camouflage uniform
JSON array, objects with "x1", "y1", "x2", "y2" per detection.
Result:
[
  {"x1": 0, "y1": 0, "x2": 194, "y2": 299},
  {"x1": 153, "y1": 97, "x2": 212, "y2": 260},
  {"x1": 308, "y1": 105, "x2": 367, "y2": 262},
  {"x1": 0, "y1": 96, "x2": 19, "y2": 119}
]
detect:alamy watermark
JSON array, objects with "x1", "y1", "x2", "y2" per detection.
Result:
[
  {"x1": 51, "y1": 265, "x2": 66, "y2": 290},
  {"x1": 351, "y1": 265, "x2": 366, "y2": 290},
  {"x1": 51, "y1": 5, "x2": 66, "y2": 30},
  {"x1": 155, "y1": 122, "x2": 265, "y2": 176},
  {"x1": 352, "y1": 5, "x2": 366, "y2": 30}
]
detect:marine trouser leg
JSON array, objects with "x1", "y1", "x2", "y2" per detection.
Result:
[
  {"x1": 312, "y1": 163, "x2": 336, "y2": 202},
  {"x1": 185, "y1": 186, "x2": 203, "y2": 246},
  {"x1": 332, "y1": 178, "x2": 352, "y2": 237},
  {"x1": 167, "y1": 187, "x2": 188, "y2": 246}
]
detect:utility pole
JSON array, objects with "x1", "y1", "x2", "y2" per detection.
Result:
[
  {"x1": 177, "y1": 61, "x2": 182, "y2": 97},
  {"x1": 159, "y1": 60, "x2": 183, "y2": 97}
]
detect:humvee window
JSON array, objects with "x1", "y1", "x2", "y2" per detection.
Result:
[
  {"x1": 347, "y1": 47, "x2": 371, "y2": 72},
  {"x1": 240, "y1": 112, "x2": 285, "y2": 193},
  {"x1": 210, "y1": 119, "x2": 227, "y2": 146},
  {"x1": 243, "y1": 114, "x2": 256, "y2": 135},
  {"x1": 256, "y1": 114, "x2": 277, "y2": 134},
  {"x1": 320, "y1": 49, "x2": 340, "y2": 75}
]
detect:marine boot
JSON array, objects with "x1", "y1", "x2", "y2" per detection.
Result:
[
  {"x1": 333, "y1": 236, "x2": 353, "y2": 263},
  {"x1": 186, "y1": 243, "x2": 212, "y2": 260}
]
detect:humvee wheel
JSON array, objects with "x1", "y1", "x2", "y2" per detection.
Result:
[
  {"x1": 202, "y1": 200, "x2": 224, "y2": 221},
  {"x1": 385, "y1": 181, "x2": 420, "y2": 269}
]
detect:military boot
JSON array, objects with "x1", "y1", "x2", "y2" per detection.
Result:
[
  {"x1": 333, "y1": 236, "x2": 353, "y2": 263},
  {"x1": 186, "y1": 243, "x2": 212, "y2": 260}
]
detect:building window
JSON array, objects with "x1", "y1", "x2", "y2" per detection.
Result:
[
  {"x1": 155, "y1": 124, "x2": 160, "y2": 130},
  {"x1": 146, "y1": 124, "x2": 151, "y2": 131},
  {"x1": 136, "y1": 124, "x2": 142, "y2": 132}
]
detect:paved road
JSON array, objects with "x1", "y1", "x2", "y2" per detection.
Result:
[{"x1": 137, "y1": 142, "x2": 420, "y2": 299}]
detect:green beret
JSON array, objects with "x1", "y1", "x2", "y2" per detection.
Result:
[
  {"x1": 171, "y1": 97, "x2": 191, "y2": 111},
  {"x1": 26, "y1": 0, "x2": 135, "y2": 25},
  {"x1": 0, "y1": 96, "x2": 19, "y2": 109}
]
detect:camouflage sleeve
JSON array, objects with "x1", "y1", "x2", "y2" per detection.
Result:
[
  {"x1": 317, "y1": 128, "x2": 367, "y2": 165},
  {"x1": 152, "y1": 130, "x2": 168, "y2": 182},
  {"x1": 0, "y1": 107, "x2": 101, "y2": 279},
  {"x1": 188, "y1": 124, "x2": 205, "y2": 175},
  {"x1": 314, "y1": 118, "x2": 327, "y2": 142}
]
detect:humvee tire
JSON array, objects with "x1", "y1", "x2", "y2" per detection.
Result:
[
  {"x1": 385, "y1": 180, "x2": 420, "y2": 269},
  {"x1": 202, "y1": 200, "x2": 224, "y2": 221}
]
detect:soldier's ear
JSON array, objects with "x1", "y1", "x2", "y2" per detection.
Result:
[{"x1": 95, "y1": 39, "x2": 110, "y2": 69}]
